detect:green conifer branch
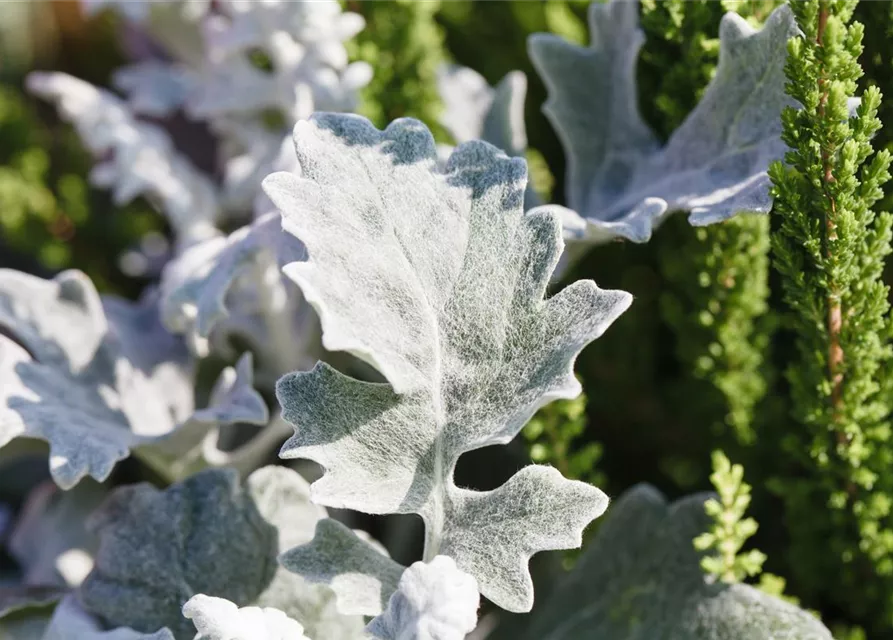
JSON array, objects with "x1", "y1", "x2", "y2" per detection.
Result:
[
  {"x1": 695, "y1": 450, "x2": 798, "y2": 604},
  {"x1": 770, "y1": 0, "x2": 893, "y2": 628},
  {"x1": 695, "y1": 451, "x2": 768, "y2": 583}
]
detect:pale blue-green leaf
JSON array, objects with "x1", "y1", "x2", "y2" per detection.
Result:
[
  {"x1": 27, "y1": 72, "x2": 219, "y2": 246},
  {"x1": 9, "y1": 479, "x2": 107, "y2": 587},
  {"x1": 113, "y1": 62, "x2": 190, "y2": 118},
  {"x1": 135, "y1": 352, "x2": 271, "y2": 479},
  {"x1": 0, "y1": 270, "x2": 267, "y2": 488},
  {"x1": 279, "y1": 518, "x2": 404, "y2": 617},
  {"x1": 529, "y1": 0, "x2": 796, "y2": 243},
  {"x1": 490, "y1": 485, "x2": 834, "y2": 640},
  {"x1": 366, "y1": 556, "x2": 479, "y2": 640},
  {"x1": 264, "y1": 114, "x2": 628, "y2": 612},
  {"x1": 159, "y1": 212, "x2": 318, "y2": 380},
  {"x1": 79, "y1": 466, "x2": 362, "y2": 640},
  {"x1": 182, "y1": 595, "x2": 309, "y2": 640},
  {"x1": 42, "y1": 596, "x2": 174, "y2": 640}
]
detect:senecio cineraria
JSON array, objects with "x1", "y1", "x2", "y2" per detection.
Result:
[{"x1": 1, "y1": 0, "x2": 892, "y2": 637}]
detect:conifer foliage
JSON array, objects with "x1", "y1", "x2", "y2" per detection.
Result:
[{"x1": 769, "y1": 0, "x2": 893, "y2": 625}]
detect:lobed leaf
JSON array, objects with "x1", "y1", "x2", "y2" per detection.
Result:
[
  {"x1": 529, "y1": 0, "x2": 796, "y2": 243},
  {"x1": 0, "y1": 270, "x2": 268, "y2": 489},
  {"x1": 491, "y1": 484, "x2": 834, "y2": 640},
  {"x1": 26, "y1": 72, "x2": 219, "y2": 245},
  {"x1": 264, "y1": 113, "x2": 629, "y2": 612},
  {"x1": 78, "y1": 466, "x2": 362, "y2": 640},
  {"x1": 279, "y1": 518, "x2": 404, "y2": 617}
]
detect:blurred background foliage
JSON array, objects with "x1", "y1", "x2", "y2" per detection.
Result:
[{"x1": 2, "y1": 1, "x2": 893, "y2": 636}]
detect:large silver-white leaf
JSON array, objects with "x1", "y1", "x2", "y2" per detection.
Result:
[
  {"x1": 79, "y1": 466, "x2": 362, "y2": 640},
  {"x1": 264, "y1": 113, "x2": 629, "y2": 612},
  {"x1": 182, "y1": 595, "x2": 309, "y2": 640},
  {"x1": 529, "y1": 0, "x2": 796, "y2": 243},
  {"x1": 0, "y1": 270, "x2": 267, "y2": 489},
  {"x1": 490, "y1": 484, "x2": 834, "y2": 640},
  {"x1": 26, "y1": 72, "x2": 219, "y2": 246},
  {"x1": 366, "y1": 556, "x2": 479, "y2": 640}
]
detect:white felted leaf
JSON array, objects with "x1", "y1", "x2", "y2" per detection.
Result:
[
  {"x1": 43, "y1": 596, "x2": 174, "y2": 640},
  {"x1": 366, "y1": 556, "x2": 479, "y2": 640},
  {"x1": 437, "y1": 66, "x2": 539, "y2": 209},
  {"x1": 79, "y1": 466, "x2": 362, "y2": 640},
  {"x1": 183, "y1": 595, "x2": 309, "y2": 640},
  {"x1": 160, "y1": 212, "x2": 318, "y2": 379},
  {"x1": 187, "y1": 0, "x2": 371, "y2": 123},
  {"x1": 491, "y1": 485, "x2": 834, "y2": 640},
  {"x1": 0, "y1": 270, "x2": 268, "y2": 489},
  {"x1": 529, "y1": 0, "x2": 796, "y2": 243},
  {"x1": 264, "y1": 113, "x2": 629, "y2": 612},
  {"x1": 280, "y1": 518, "x2": 404, "y2": 617},
  {"x1": 9, "y1": 480, "x2": 107, "y2": 587},
  {"x1": 26, "y1": 72, "x2": 219, "y2": 246}
]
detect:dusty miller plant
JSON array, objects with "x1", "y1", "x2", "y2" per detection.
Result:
[{"x1": 0, "y1": 0, "x2": 846, "y2": 638}]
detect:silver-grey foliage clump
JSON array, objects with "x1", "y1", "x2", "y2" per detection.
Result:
[
  {"x1": 0, "y1": 0, "x2": 840, "y2": 637},
  {"x1": 530, "y1": 0, "x2": 796, "y2": 244}
]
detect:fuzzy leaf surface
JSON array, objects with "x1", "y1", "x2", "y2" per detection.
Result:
[
  {"x1": 366, "y1": 556, "x2": 479, "y2": 640},
  {"x1": 492, "y1": 484, "x2": 834, "y2": 640},
  {"x1": 264, "y1": 113, "x2": 629, "y2": 612},
  {"x1": 182, "y1": 595, "x2": 309, "y2": 640},
  {"x1": 279, "y1": 518, "x2": 404, "y2": 617},
  {"x1": 0, "y1": 270, "x2": 267, "y2": 489},
  {"x1": 79, "y1": 466, "x2": 363, "y2": 640},
  {"x1": 529, "y1": 0, "x2": 795, "y2": 243}
]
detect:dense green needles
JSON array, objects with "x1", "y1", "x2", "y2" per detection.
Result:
[{"x1": 769, "y1": 0, "x2": 893, "y2": 627}]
